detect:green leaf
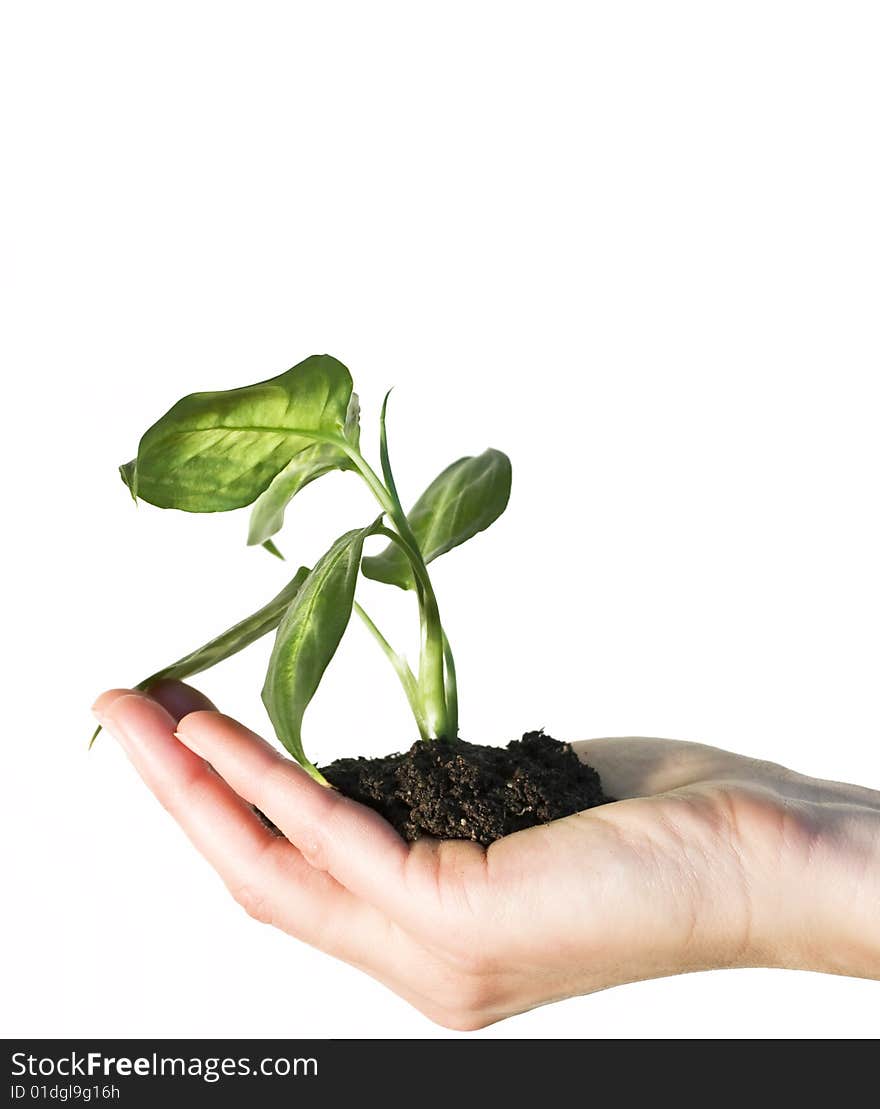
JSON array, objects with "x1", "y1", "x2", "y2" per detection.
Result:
[
  {"x1": 361, "y1": 448, "x2": 512, "y2": 590},
  {"x1": 90, "y1": 566, "x2": 310, "y2": 746},
  {"x1": 128, "y1": 354, "x2": 353, "y2": 512},
  {"x1": 119, "y1": 459, "x2": 138, "y2": 502},
  {"x1": 245, "y1": 391, "x2": 361, "y2": 547},
  {"x1": 378, "y1": 390, "x2": 399, "y2": 506},
  {"x1": 261, "y1": 538, "x2": 285, "y2": 560},
  {"x1": 262, "y1": 520, "x2": 379, "y2": 778},
  {"x1": 247, "y1": 444, "x2": 341, "y2": 546},
  {"x1": 138, "y1": 566, "x2": 310, "y2": 687},
  {"x1": 246, "y1": 392, "x2": 361, "y2": 548},
  {"x1": 343, "y1": 390, "x2": 361, "y2": 450}
]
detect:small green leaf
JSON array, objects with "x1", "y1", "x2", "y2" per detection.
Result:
[
  {"x1": 139, "y1": 566, "x2": 310, "y2": 687},
  {"x1": 128, "y1": 354, "x2": 353, "y2": 513},
  {"x1": 378, "y1": 389, "x2": 402, "y2": 511},
  {"x1": 261, "y1": 538, "x2": 285, "y2": 560},
  {"x1": 262, "y1": 520, "x2": 380, "y2": 778},
  {"x1": 362, "y1": 448, "x2": 512, "y2": 590},
  {"x1": 90, "y1": 566, "x2": 309, "y2": 746},
  {"x1": 343, "y1": 390, "x2": 361, "y2": 449},
  {"x1": 247, "y1": 444, "x2": 341, "y2": 546},
  {"x1": 119, "y1": 459, "x2": 138, "y2": 502},
  {"x1": 246, "y1": 392, "x2": 361, "y2": 548}
]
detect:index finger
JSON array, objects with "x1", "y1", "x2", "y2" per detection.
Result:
[
  {"x1": 94, "y1": 689, "x2": 388, "y2": 960},
  {"x1": 173, "y1": 709, "x2": 420, "y2": 922}
]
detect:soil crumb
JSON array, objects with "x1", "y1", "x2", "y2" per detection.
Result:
[{"x1": 321, "y1": 731, "x2": 610, "y2": 846}]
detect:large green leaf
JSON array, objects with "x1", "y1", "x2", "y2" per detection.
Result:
[
  {"x1": 90, "y1": 566, "x2": 309, "y2": 746},
  {"x1": 125, "y1": 354, "x2": 353, "y2": 512},
  {"x1": 262, "y1": 521, "x2": 378, "y2": 777},
  {"x1": 246, "y1": 392, "x2": 361, "y2": 547},
  {"x1": 362, "y1": 448, "x2": 512, "y2": 590}
]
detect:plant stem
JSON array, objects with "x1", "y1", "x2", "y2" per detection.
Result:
[
  {"x1": 301, "y1": 758, "x2": 331, "y2": 787},
  {"x1": 442, "y1": 629, "x2": 458, "y2": 738},
  {"x1": 340, "y1": 441, "x2": 451, "y2": 739},
  {"x1": 354, "y1": 601, "x2": 429, "y2": 739}
]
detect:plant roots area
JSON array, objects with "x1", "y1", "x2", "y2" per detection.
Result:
[{"x1": 320, "y1": 732, "x2": 610, "y2": 846}]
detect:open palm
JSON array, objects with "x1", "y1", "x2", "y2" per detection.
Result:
[{"x1": 94, "y1": 681, "x2": 880, "y2": 1029}]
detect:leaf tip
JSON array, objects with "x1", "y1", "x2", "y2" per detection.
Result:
[
  {"x1": 119, "y1": 459, "x2": 139, "y2": 503},
  {"x1": 379, "y1": 386, "x2": 396, "y2": 422}
]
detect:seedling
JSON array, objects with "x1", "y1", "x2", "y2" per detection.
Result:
[{"x1": 101, "y1": 355, "x2": 511, "y2": 783}]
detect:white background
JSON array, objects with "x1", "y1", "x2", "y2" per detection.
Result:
[{"x1": 2, "y1": 2, "x2": 878, "y2": 1038}]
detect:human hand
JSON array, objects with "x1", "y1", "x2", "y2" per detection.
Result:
[{"x1": 92, "y1": 681, "x2": 880, "y2": 1029}]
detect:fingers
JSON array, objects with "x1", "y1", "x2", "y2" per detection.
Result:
[
  {"x1": 94, "y1": 679, "x2": 215, "y2": 727},
  {"x1": 146, "y1": 679, "x2": 217, "y2": 721},
  {"x1": 93, "y1": 689, "x2": 385, "y2": 960},
  {"x1": 96, "y1": 690, "x2": 289, "y2": 875},
  {"x1": 94, "y1": 688, "x2": 508, "y2": 1021},
  {"x1": 174, "y1": 710, "x2": 415, "y2": 922}
]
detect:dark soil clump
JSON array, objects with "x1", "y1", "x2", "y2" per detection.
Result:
[{"x1": 321, "y1": 731, "x2": 611, "y2": 846}]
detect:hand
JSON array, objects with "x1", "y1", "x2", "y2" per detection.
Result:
[{"x1": 92, "y1": 682, "x2": 880, "y2": 1029}]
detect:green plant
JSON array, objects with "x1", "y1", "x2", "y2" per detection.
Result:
[{"x1": 101, "y1": 355, "x2": 511, "y2": 784}]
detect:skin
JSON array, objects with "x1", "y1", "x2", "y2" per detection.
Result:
[{"x1": 93, "y1": 681, "x2": 880, "y2": 1030}]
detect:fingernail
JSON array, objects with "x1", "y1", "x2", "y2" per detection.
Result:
[
  {"x1": 174, "y1": 729, "x2": 207, "y2": 760},
  {"x1": 92, "y1": 689, "x2": 135, "y2": 722},
  {"x1": 91, "y1": 696, "x2": 113, "y2": 724}
]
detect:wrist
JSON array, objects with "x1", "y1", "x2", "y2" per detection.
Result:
[{"x1": 745, "y1": 792, "x2": 880, "y2": 980}]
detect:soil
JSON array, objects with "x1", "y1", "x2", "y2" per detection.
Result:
[{"x1": 319, "y1": 731, "x2": 611, "y2": 846}]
